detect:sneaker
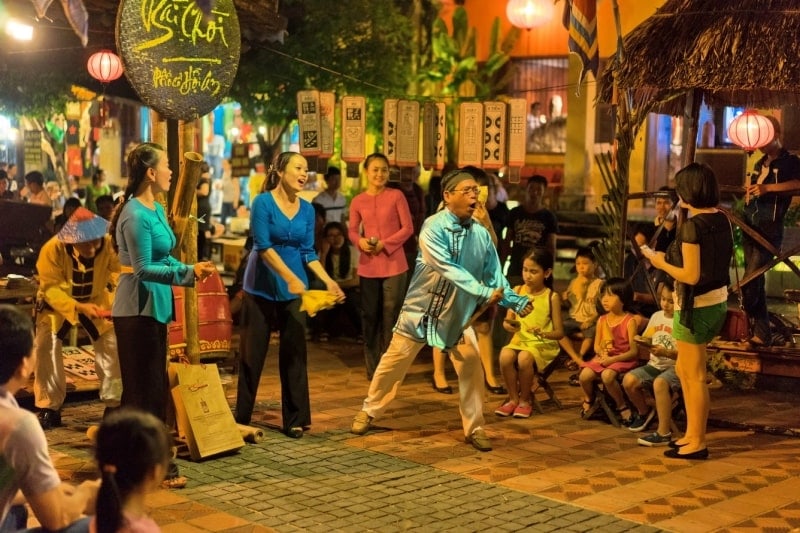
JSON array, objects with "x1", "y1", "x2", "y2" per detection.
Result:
[
  {"x1": 319, "y1": 332, "x2": 329, "y2": 342},
  {"x1": 465, "y1": 429, "x2": 492, "y2": 452},
  {"x1": 350, "y1": 410, "x2": 373, "y2": 435},
  {"x1": 638, "y1": 431, "x2": 672, "y2": 447},
  {"x1": 628, "y1": 409, "x2": 656, "y2": 432},
  {"x1": 494, "y1": 400, "x2": 517, "y2": 417},
  {"x1": 513, "y1": 403, "x2": 533, "y2": 418}
]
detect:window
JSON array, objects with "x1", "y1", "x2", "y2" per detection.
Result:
[{"x1": 509, "y1": 58, "x2": 569, "y2": 154}]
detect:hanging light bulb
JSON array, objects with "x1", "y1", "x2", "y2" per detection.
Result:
[
  {"x1": 727, "y1": 109, "x2": 775, "y2": 154},
  {"x1": 506, "y1": 0, "x2": 554, "y2": 30}
]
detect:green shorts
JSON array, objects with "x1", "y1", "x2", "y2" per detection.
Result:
[{"x1": 673, "y1": 302, "x2": 727, "y2": 344}]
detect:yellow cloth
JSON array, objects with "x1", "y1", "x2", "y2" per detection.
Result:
[{"x1": 299, "y1": 290, "x2": 339, "y2": 317}]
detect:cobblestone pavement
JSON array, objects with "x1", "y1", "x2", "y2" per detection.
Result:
[{"x1": 32, "y1": 335, "x2": 800, "y2": 532}]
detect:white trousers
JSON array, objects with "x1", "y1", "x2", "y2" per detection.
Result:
[
  {"x1": 361, "y1": 328, "x2": 485, "y2": 437},
  {"x1": 33, "y1": 311, "x2": 122, "y2": 410}
]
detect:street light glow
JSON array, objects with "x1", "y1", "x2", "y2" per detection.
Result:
[{"x1": 5, "y1": 20, "x2": 33, "y2": 41}]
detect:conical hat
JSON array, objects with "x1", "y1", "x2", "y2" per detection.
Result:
[{"x1": 57, "y1": 207, "x2": 109, "y2": 244}]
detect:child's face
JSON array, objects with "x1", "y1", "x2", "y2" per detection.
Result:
[
  {"x1": 574, "y1": 256, "x2": 596, "y2": 277},
  {"x1": 521, "y1": 258, "x2": 549, "y2": 287},
  {"x1": 325, "y1": 227, "x2": 346, "y2": 249},
  {"x1": 660, "y1": 288, "x2": 674, "y2": 315},
  {"x1": 600, "y1": 289, "x2": 622, "y2": 312}
]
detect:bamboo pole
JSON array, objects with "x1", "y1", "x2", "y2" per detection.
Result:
[{"x1": 175, "y1": 120, "x2": 202, "y2": 363}]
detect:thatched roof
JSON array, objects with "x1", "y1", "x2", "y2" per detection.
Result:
[{"x1": 598, "y1": 0, "x2": 800, "y2": 115}]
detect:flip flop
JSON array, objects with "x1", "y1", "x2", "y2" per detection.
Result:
[{"x1": 161, "y1": 475, "x2": 187, "y2": 489}]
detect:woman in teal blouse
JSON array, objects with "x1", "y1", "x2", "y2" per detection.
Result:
[{"x1": 110, "y1": 143, "x2": 216, "y2": 484}]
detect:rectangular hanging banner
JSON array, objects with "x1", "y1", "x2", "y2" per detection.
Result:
[
  {"x1": 422, "y1": 102, "x2": 446, "y2": 171},
  {"x1": 341, "y1": 96, "x2": 366, "y2": 164},
  {"x1": 297, "y1": 90, "x2": 321, "y2": 157},
  {"x1": 507, "y1": 98, "x2": 528, "y2": 182},
  {"x1": 318, "y1": 92, "x2": 335, "y2": 159},
  {"x1": 383, "y1": 99, "x2": 398, "y2": 165},
  {"x1": 482, "y1": 101, "x2": 507, "y2": 170},
  {"x1": 395, "y1": 100, "x2": 420, "y2": 167},
  {"x1": 457, "y1": 102, "x2": 484, "y2": 168}
]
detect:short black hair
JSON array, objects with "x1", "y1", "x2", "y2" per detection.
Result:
[
  {"x1": 24, "y1": 170, "x2": 44, "y2": 186},
  {"x1": 675, "y1": 162, "x2": 719, "y2": 208},
  {"x1": 94, "y1": 194, "x2": 114, "y2": 207},
  {"x1": 601, "y1": 277, "x2": 635, "y2": 312},
  {"x1": 657, "y1": 185, "x2": 678, "y2": 204},
  {"x1": 527, "y1": 175, "x2": 548, "y2": 188},
  {"x1": 575, "y1": 245, "x2": 596, "y2": 263},
  {"x1": 0, "y1": 305, "x2": 33, "y2": 384},
  {"x1": 325, "y1": 166, "x2": 341, "y2": 180}
]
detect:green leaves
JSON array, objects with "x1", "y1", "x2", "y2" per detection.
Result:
[{"x1": 231, "y1": 0, "x2": 413, "y2": 129}]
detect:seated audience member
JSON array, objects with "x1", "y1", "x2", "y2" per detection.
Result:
[
  {"x1": 653, "y1": 186, "x2": 678, "y2": 252},
  {"x1": 622, "y1": 281, "x2": 682, "y2": 445},
  {"x1": 0, "y1": 305, "x2": 99, "y2": 531},
  {"x1": 315, "y1": 222, "x2": 362, "y2": 341},
  {"x1": 559, "y1": 246, "x2": 603, "y2": 371},
  {"x1": 22, "y1": 171, "x2": 50, "y2": 205},
  {"x1": 578, "y1": 278, "x2": 639, "y2": 424},
  {"x1": 496, "y1": 248, "x2": 564, "y2": 419},
  {"x1": 624, "y1": 222, "x2": 659, "y2": 317},
  {"x1": 91, "y1": 408, "x2": 172, "y2": 533},
  {"x1": 52, "y1": 197, "x2": 83, "y2": 234},
  {"x1": 95, "y1": 194, "x2": 116, "y2": 221},
  {"x1": 0, "y1": 170, "x2": 14, "y2": 200}
]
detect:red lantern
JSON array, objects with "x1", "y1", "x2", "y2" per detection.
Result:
[
  {"x1": 87, "y1": 50, "x2": 123, "y2": 83},
  {"x1": 727, "y1": 109, "x2": 775, "y2": 153},
  {"x1": 506, "y1": 0, "x2": 554, "y2": 30}
]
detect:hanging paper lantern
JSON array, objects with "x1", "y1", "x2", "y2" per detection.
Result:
[
  {"x1": 506, "y1": 0, "x2": 554, "y2": 30},
  {"x1": 727, "y1": 109, "x2": 775, "y2": 153},
  {"x1": 87, "y1": 50, "x2": 124, "y2": 83}
]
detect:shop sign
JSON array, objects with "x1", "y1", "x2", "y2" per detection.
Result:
[{"x1": 117, "y1": 0, "x2": 241, "y2": 121}]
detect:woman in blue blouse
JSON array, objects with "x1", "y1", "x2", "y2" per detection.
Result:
[
  {"x1": 235, "y1": 151, "x2": 344, "y2": 438},
  {"x1": 110, "y1": 143, "x2": 216, "y2": 484}
]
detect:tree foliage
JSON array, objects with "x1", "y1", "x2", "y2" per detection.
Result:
[
  {"x1": 229, "y1": 0, "x2": 414, "y2": 133},
  {"x1": 415, "y1": 6, "x2": 520, "y2": 163}
]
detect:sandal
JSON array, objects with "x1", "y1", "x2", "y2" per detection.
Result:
[
  {"x1": 161, "y1": 475, "x2": 188, "y2": 489},
  {"x1": 616, "y1": 406, "x2": 632, "y2": 426},
  {"x1": 580, "y1": 399, "x2": 593, "y2": 418},
  {"x1": 564, "y1": 360, "x2": 579, "y2": 371}
]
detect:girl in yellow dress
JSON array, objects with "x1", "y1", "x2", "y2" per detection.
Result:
[{"x1": 496, "y1": 248, "x2": 564, "y2": 418}]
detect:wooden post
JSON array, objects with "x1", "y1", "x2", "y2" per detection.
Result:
[{"x1": 682, "y1": 89, "x2": 701, "y2": 166}]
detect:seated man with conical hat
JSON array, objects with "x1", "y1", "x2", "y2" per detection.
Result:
[{"x1": 33, "y1": 207, "x2": 122, "y2": 429}]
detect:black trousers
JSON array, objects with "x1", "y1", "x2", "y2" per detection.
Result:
[
  {"x1": 235, "y1": 294, "x2": 310, "y2": 431},
  {"x1": 113, "y1": 316, "x2": 169, "y2": 423}
]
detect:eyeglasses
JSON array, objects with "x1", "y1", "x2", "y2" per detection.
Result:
[{"x1": 451, "y1": 186, "x2": 480, "y2": 196}]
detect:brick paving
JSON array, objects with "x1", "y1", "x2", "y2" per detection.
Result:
[{"x1": 29, "y1": 334, "x2": 800, "y2": 532}]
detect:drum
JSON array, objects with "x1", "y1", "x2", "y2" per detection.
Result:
[{"x1": 168, "y1": 270, "x2": 232, "y2": 360}]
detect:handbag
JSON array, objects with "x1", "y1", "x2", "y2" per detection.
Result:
[{"x1": 719, "y1": 219, "x2": 750, "y2": 342}]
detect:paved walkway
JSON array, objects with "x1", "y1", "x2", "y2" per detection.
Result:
[{"x1": 34, "y1": 336, "x2": 800, "y2": 532}]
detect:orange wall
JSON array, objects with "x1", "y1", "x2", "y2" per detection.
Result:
[{"x1": 463, "y1": 1, "x2": 666, "y2": 60}]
